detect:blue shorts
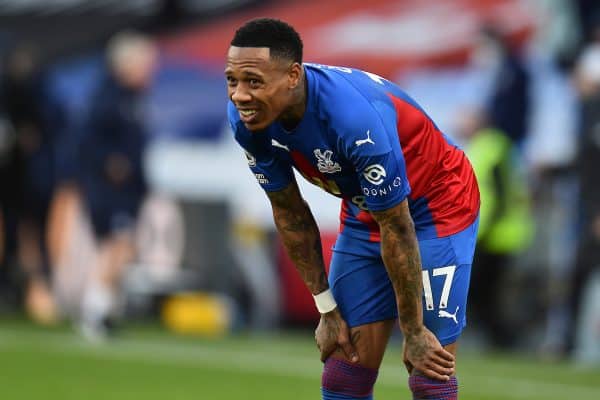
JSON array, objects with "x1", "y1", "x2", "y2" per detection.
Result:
[{"x1": 329, "y1": 218, "x2": 478, "y2": 346}]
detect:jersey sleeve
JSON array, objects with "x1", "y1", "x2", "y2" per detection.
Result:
[
  {"x1": 228, "y1": 102, "x2": 294, "y2": 192},
  {"x1": 337, "y1": 100, "x2": 411, "y2": 211}
]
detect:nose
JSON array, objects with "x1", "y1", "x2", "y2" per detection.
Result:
[{"x1": 231, "y1": 85, "x2": 252, "y2": 104}]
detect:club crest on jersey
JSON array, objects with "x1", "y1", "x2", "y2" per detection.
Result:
[{"x1": 314, "y1": 149, "x2": 342, "y2": 173}]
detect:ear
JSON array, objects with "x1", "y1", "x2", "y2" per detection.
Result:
[{"x1": 288, "y1": 62, "x2": 302, "y2": 89}]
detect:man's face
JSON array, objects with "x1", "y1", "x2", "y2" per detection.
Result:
[{"x1": 225, "y1": 46, "x2": 295, "y2": 131}]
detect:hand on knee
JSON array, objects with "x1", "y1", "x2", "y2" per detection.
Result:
[{"x1": 321, "y1": 358, "x2": 378, "y2": 399}]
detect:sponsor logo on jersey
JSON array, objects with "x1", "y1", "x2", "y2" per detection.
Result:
[
  {"x1": 245, "y1": 151, "x2": 256, "y2": 167},
  {"x1": 438, "y1": 306, "x2": 459, "y2": 325},
  {"x1": 254, "y1": 173, "x2": 269, "y2": 185},
  {"x1": 363, "y1": 164, "x2": 386, "y2": 185},
  {"x1": 314, "y1": 149, "x2": 342, "y2": 173},
  {"x1": 355, "y1": 130, "x2": 375, "y2": 147},
  {"x1": 362, "y1": 176, "x2": 402, "y2": 197}
]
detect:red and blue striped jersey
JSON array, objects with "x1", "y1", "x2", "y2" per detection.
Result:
[{"x1": 229, "y1": 63, "x2": 479, "y2": 241}]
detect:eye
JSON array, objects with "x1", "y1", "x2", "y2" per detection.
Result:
[
  {"x1": 226, "y1": 76, "x2": 237, "y2": 86},
  {"x1": 249, "y1": 79, "x2": 261, "y2": 88}
]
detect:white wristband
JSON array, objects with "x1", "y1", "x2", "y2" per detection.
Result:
[{"x1": 313, "y1": 289, "x2": 337, "y2": 314}]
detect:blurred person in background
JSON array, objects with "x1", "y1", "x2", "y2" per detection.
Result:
[
  {"x1": 0, "y1": 44, "x2": 62, "y2": 324},
  {"x1": 77, "y1": 31, "x2": 158, "y2": 340},
  {"x1": 455, "y1": 108, "x2": 534, "y2": 349},
  {"x1": 576, "y1": 0, "x2": 600, "y2": 48},
  {"x1": 226, "y1": 18, "x2": 480, "y2": 400},
  {"x1": 0, "y1": 65, "x2": 21, "y2": 311},
  {"x1": 565, "y1": 39, "x2": 600, "y2": 357},
  {"x1": 471, "y1": 24, "x2": 531, "y2": 147}
]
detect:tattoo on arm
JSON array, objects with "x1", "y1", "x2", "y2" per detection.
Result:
[
  {"x1": 371, "y1": 200, "x2": 424, "y2": 336},
  {"x1": 268, "y1": 183, "x2": 329, "y2": 295}
]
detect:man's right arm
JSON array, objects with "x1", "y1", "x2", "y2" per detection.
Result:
[
  {"x1": 266, "y1": 182, "x2": 329, "y2": 295},
  {"x1": 267, "y1": 182, "x2": 358, "y2": 363}
]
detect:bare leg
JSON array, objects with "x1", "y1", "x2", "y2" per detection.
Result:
[
  {"x1": 19, "y1": 219, "x2": 57, "y2": 325},
  {"x1": 80, "y1": 229, "x2": 135, "y2": 340}
]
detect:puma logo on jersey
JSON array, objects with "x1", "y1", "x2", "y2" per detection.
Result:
[
  {"x1": 438, "y1": 306, "x2": 459, "y2": 324},
  {"x1": 271, "y1": 139, "x2": 290, "y2": 151},
  {"x1": 355, "y1": 130, "x2": 375, "y2": 147}
]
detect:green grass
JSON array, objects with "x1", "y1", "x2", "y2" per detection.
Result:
[{"x1": 0, "y1": 319, "x2": 598, "y2": 399}]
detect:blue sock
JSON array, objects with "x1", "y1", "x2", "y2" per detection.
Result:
[{"x1": 322, "y1": 388, "x2": 373, "y2": 400}]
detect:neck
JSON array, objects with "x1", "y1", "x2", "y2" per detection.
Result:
[{"x1": 279, "y1": 71, "x2": 307, "y2": 131}]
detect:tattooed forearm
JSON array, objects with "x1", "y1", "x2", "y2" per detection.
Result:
[
  {"x1": 268, "y1": 184, "x2": 329, "y2": 295},
  {"x1": 371, "y1": 200, "x2": 424, "y2": 336}
]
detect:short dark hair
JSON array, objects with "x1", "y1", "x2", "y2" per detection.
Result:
[{"x1": 231, "y1": 18, "x2": 303, "y2": 64}]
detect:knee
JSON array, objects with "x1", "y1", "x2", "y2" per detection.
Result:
[
  {"x1": 321, "y1": 358, "x2": 378, "y2": 398},
  {"x1": 408, "y1": 374, "x2": 458, "y2": 400}
]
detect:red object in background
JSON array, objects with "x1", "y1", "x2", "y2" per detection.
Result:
[
  {"x1": 161, "y1": 0, "x2": 536, "y2": 77},
  {"x1": 277, "y1": 231, "x2": 338, "y2": 325}
]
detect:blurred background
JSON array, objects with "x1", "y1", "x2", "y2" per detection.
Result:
[{"x1": 0, "y1": 0, "x2": 599, "y2": 399}]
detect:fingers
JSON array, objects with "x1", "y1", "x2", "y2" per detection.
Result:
[
  {"x1": 431, "y1": 353, "x2": 455, "y2": 369},
  {"x1": 402, "y1": 341, "x2": 413, "y2": 373},
  {"x1": 319, "y1": 343, "x2": 336, "y2": 363},
  {"x1": 316, "y1": 335, "x2": 359, "y2": 363},
  {"x1": 338, "y1": 336, "x2": 359, "y2": 363},
  {"x1": 418, "y1": 367, "x2": 451, "y2": 382},
  {"x1": 404, "y1": 329, "x2": 455, "y2": 381},
  {"x1": 413, "y1": 358, "x2": 454, "y2": 381},
  {"x1": 427, "y1": 359, "x2": 454, "y2": 377},
  {"x1": 434, "y1": 347, "x2": 456, "y2": 362},
  {"x1": 403, "y1": 358, "x2": 414, "y2": 374},
  {"x1": 314, "y1": 312, "x2": 359, "y2": 363}
]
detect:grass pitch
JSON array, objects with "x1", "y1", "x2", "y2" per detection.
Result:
[{"x1": 0, "y1": 319, "x2": 598, "y2": 400}]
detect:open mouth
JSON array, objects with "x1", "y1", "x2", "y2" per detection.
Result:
[
  {"x1": 239, "y1": 109, "x2": 256, "y2": 117},
  {"x1": 238, "y1": 109, "x2": 258, "y2": 123}
]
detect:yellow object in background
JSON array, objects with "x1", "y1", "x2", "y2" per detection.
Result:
[
  {"x1": 161, "y1": 292, "x2": 232, "y2": 337},
  {"x1": 466, "y1": 128, "x2": 535, "y2": 254}
]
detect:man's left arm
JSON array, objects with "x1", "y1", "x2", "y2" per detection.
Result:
[
  {"x1": 334, "y1": 92, "x2": 454, "y2": 378},
  {"x1": 370, "y1": 200, "x2": 455, "y2": 381}
]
